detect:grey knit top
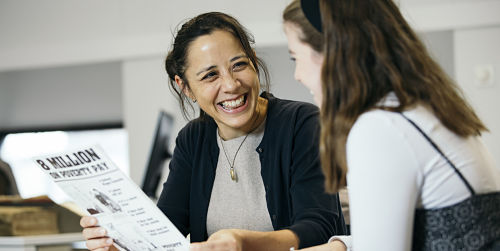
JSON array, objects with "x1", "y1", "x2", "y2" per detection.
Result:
[{"x1": 206, "y1": 120, "x2": 273, "y2": 236}]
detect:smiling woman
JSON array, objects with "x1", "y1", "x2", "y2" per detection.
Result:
[
  {"x1": 173, "y1": 30, "x2": 263, "y2": 140},
  {"x1": 79, "y1": 12, "x2": 347, "y2": 251},
  {"x1": 165, "y1": 12, "x2": 270, "y2": 124}
]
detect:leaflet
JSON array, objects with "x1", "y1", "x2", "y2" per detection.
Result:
[{"x1": 33, "y1": 145, "x2": 189, "y2": 251}]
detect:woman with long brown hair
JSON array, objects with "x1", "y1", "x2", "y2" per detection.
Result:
[{"x1": 284, "y1": 0, "x2": 500, "y2": 250}]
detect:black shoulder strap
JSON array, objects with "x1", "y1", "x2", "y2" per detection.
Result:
[{"x1": 399, "y1": 113, "x2": 476, "y2": 195}]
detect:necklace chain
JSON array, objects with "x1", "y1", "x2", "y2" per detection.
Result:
[{"x1": 219, "y1": 133, "x2": 250, "y2": 182}]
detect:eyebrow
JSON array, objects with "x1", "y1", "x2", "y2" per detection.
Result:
[
  {"x1": 230, "y1": 54, "x2": 247, "y2": 62},
  {"x1": 196, "y1": 65, "x2": 216, "y2": 76},
  {"x1": 195, "y1": 54, "x2": 248, "y2": 76}
]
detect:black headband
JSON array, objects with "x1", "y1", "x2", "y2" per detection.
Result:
[{"x1": 300, "y1": 0, "x2": 322, "y2": 33}]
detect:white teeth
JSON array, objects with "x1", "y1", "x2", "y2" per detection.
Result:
[{"x1": 221, "y1": 95, "x2": 245, "y2": 109}]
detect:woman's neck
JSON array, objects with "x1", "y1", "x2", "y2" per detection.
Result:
[{"x1": 218, "y1": 96, "x2": 268, "y2": 140}]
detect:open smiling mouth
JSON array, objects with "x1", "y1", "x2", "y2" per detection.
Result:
[{"x1": 217, "y1": 94, "x2": 248, "y2": 111}]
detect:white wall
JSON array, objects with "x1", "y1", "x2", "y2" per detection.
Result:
[
  {"x1": 454, "y1": 26, "x2": 500, "y2": 159},
  {"x1": 0, "y1": 0, "x2": 288, "y2": 72},
  {"x1": 399, "y1": 0, "x2": 500, "y2": 32},
  {"x1": 2, "y1": 0, "x2": 500, "y2": 72},
  {"x1": 420, "y1": 30, "x2": 455, "y2": 78},
  {"x1": 0, "y1": 62, "x2": 122, "y2": 130}
]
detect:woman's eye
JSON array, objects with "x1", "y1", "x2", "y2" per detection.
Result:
[
  {"x1": 233, "y1": 61, "x2": 248, "y2": 70},
  {"x1": 202, "y1": 71, "x2": 217, "y2": 80},
  {"x1": 290, "y1": 57, "x2": 296, "y2": 62}
]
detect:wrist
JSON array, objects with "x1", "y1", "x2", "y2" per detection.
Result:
[{"x1": 236, "y1": 229, "x2": 299, "y2": 251}]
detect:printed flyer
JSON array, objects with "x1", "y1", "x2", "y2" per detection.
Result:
[{"x1": 33, "y1": 145, "x2": 189, "y2": 251}]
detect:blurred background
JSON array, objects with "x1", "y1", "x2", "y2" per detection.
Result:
[{"x1": 0, "y1": 0, "x2": 499, "y2": 201}]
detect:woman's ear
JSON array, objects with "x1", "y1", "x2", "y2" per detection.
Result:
[{"x1": 175, "y1": 75, "x2": 196, "y2": 102}]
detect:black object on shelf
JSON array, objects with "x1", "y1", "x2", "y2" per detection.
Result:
[{"x1": 141, "y1": 110, "x2": 174, "y2": 199}]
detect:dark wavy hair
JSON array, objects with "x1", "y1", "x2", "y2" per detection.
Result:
[
  {"x1": 165, "y1": 12, "x2": 270, "y2": 120},
  {"x1": 317, "y1": 0, "x2": 487, "y2": 193}
]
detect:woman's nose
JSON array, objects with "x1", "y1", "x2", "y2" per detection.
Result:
[{"x1": 221, "y1": 73, "x2": 240, "y2": 91}]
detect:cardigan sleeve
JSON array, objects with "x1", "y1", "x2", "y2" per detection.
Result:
[
  {"x1": 285, "y1": 105, "x2": 346, "y2": 248},
  {"x1": 156, "y1": 125, "x2": 193, "y2": 237}
]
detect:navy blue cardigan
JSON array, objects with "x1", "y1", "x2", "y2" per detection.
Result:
[{"x1": 157, "y1": 93, "x2": 346, "y2": 248}]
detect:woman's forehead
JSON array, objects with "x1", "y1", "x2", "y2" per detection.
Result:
[
  {"x1": 186, "y1": 30, "x2": 247, "y2": 67},
  {"x1": 191, "y1": 30, "x2": 242, "y2": 52}
]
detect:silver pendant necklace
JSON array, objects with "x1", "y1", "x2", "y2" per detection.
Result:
[{"x1": 218, "y1": 133, "x2": 250, "y2": 182}]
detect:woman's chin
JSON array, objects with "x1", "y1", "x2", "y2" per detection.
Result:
[{"x1": 313, "y1": 95, "x2": 322, "y2": 108}]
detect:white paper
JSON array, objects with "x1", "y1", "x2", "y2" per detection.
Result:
[{"x1": 33, "y1": 145, "x2": 189, "y2": 251}]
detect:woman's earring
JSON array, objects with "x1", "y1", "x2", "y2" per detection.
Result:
[
  {"x1": 192, "y1": 99, "x2": 197, "y2": 103},
  {"x1": 309, "y1": 90, "x2": 314, "y2": 95}
]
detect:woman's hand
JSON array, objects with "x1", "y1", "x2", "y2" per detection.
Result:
[
  {"x1": 80, "y1": 216, "x2": 117, "y2": 251},
  {"x1": 190, "y1": 229, "x2": 243, "y2": 251},
  {"x1": 190, "y1": 229, "x2": 299, "y2": 251},
  {"x1": 299, "y1": 241, "x2": 347, "y2": 251}
]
